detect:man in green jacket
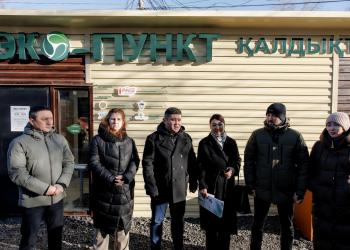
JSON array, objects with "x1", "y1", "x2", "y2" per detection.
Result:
[
  {"x1": 244, "y1": 103, "x2": 309, "y2": 250},
  {"x1": 7, "y1": 106, "x2": 74, "y2": 250}
]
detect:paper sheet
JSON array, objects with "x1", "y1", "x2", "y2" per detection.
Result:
[{"x1": 198, "y1": 193, "x2": 224, "y2": 218}]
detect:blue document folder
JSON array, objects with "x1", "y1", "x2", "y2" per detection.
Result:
[{"x1": 198, "y1": 193, "x2": 224, "y2": 218}]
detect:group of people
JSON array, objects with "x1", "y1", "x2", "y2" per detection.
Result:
[{"x1": 6, "y1": 103, "x2": 350, "y2": 250}]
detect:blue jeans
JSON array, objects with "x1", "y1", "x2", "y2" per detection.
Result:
[{"x1": 150, "y1": 198, "x2": 185, "y2": 250}]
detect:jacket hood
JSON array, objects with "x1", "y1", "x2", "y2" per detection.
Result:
[
  {"x1": 23, "y1": 122, "x2": 55, "y2": 140},
  {"x1": 320, "y1": 128, "x2": 350, "y2": 150},
  {"x1": 157, "y1": 122, "x2": 185, "y2": 136},
  {"x1": 264, "y1": 117, "x2": 290, "y2": 132},
  {"x1": 98, "y1": 123, "x2": 126, "y2": 143}
]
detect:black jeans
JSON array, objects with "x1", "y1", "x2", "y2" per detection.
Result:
[
  {"x1": 205, "y1": 230, "x2": 231, "y2": 250},
  {"x1": 250, "y1": 197, "x2": 294, "y2": 250},
  {"x1": 19, "y1": 200, "x2": 64, "y2": 250}
]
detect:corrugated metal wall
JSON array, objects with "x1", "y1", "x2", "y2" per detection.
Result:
[
  {"x1": 89, "y1": 30, "x2": 333, "y2": 217},
  {"x1": 338, "y1": 58, "x2": 350, "y2": 113}
]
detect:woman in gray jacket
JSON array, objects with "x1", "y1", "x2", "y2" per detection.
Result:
[{"x1": 89, "y1": 108, "x2": 139, "y2": 250}]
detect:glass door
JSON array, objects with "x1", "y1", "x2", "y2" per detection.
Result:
[{"x1": 55, "y1": 88, "x2": 90, "y2": 212}]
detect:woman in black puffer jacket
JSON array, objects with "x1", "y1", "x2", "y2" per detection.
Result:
[
  {"x1": 309, "y1": 112, "x2": 350, "y2": 250},
  {"x1": 89, "y1": 108, "x2": 139, "y2": 250}
]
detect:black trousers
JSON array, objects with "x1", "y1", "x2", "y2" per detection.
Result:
[
  {"x1": 205, "y1": 230, "x2": 231, "y2": 250},
  {"x1": 250, "y1": 197, "x2": 294, "y2": 250},
  {"x1": 19, "y1": 200, "x2": 64, "y2": 250}
]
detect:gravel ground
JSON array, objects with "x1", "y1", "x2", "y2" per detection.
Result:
[{"x1": 0, "y1": 215, "x2": 312, "y2": 250}]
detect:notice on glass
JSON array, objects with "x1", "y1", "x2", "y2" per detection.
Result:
[{"x1": 11, "y1": 106, "x2": 30, "y2": 132}]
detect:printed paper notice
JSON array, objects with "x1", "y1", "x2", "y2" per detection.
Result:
[{"x1": 11, "y1": 106, "x2": 30, "y2": 132}]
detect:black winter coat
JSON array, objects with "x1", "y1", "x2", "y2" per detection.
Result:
[
  {"x1": 197, "y1": 134, "x2": 241, "y2": 234},
  {"x1": 89, "y1": 125, "x2": 139, "y2": 234},
  {"x1": 142, "y1": 122, "x2": 197, "y2": 203},
  {"x1": 309, "y1": 129, "x2": 350, "y2": 250},
  {"x1": 244, "y1": 122, "x2": 309, "y2": 204}
]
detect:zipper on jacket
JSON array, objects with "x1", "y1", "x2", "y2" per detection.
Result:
[{"x1": 44, "y1": 135, "x2": 54, "y2": 205}]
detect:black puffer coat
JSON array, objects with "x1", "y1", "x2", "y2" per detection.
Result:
[
  {"x1": 197, "y1": 134, "x2": 241, "y2": 234},
  {"x1": 244, "y1": 121, "x2": 309, "y2": 204},
  {"x1": 309, "y1": 129, "x2": 350, "y2": 250},
  {"x1": 89, "y1": 124, "x2": 139, "y2": 234}
]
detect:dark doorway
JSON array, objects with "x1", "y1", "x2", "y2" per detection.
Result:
[{"x1": 0, "y1": 86, "x2": 50, "y2": 215}]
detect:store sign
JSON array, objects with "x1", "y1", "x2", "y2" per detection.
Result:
[
  {"x1": 116, "y1": 86, "x2": 137, "y2": 96},
  {"x1": 66, "y1": 124, "x2": 81, "y2": 134},
  {"x1": 238, "y1": 37, "x2": 350, "y2": 57},
  {"x1": 0, "y1": 31, "x2": 219, "y2": 62},
  {"x1": 2, "y1": 31, "x2": 350, "y2": 62},
  {"x1": 92, "y1": 33, "x2": 219, "y2": 62},
  {"x1": 0, "y1": 31, "x2": 72, "y2": 61}
]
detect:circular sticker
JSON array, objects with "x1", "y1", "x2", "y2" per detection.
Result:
[{"x1": 98, "y1": 101, "x2": 108, "y2": 110}]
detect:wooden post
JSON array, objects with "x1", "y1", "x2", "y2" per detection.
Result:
[{"x1": 138, "y1": 0, "x2": 144, "y2": 10}]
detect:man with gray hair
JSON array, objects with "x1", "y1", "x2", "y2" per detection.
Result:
[
  {"x1": 7, "y1": 106, "x2": 74, "y2": 250},
  {"x1": 142, "y1": 107, "x2": 197, "y2": 250}
]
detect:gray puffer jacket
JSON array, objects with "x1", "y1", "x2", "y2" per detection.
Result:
[{"x1": 7, "y1": 123, "x2": 74, "y2": 208}]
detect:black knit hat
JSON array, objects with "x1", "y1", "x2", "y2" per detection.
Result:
[{"x1": 266, "y1": 103, "x2": 286, "y2": 123}]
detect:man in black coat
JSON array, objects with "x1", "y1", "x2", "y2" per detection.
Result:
[
  {"x1": 244, "y1": 103, "x2": 309, "y2": 250},
  {"x1": 142, "y1": 107, "x2": 197, "y2": 250}
]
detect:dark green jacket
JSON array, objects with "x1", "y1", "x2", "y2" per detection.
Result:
[
  {"x1": 244, "y1": 122, "x2": 309, "y2": 204},
  {"x1": 7, "y1": 123, "x2": 74, "y2": 208}
]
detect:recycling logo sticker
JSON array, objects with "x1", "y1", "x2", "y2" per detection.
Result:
[{"x1": 41, "y1": 32, "x2": 70, "y2": 61}]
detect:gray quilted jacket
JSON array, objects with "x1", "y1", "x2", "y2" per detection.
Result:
[{"x1": 7, "y1": 123, "x2": 74, "y2": 208}]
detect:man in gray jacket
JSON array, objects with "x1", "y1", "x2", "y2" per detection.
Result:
[{"x1": 7, "y1": 106, "x2": 74, "y2": 250}]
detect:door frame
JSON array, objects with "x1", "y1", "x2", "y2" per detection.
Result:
[
  {"x1": 51, "y1": 85, "x2": 93, "y2": 143},
  {"x1": 0, "y1": 83, "x2": 93, "y2": 145}
]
